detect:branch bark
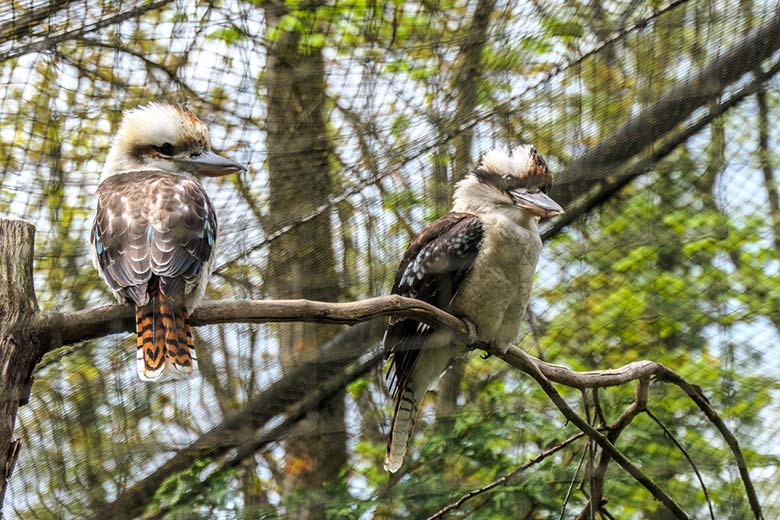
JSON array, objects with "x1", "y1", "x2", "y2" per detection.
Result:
[{"x1": 36, "y1": 294, "x2": 473, "y2": 355}]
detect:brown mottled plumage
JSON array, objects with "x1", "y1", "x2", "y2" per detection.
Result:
[{"x1": 91, "y1": 103, "x2": 243, "y2": 382}]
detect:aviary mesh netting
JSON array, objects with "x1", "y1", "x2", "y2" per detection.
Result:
[{"x1": 2, "y1": 0, "x2": 780, "y2": 518}]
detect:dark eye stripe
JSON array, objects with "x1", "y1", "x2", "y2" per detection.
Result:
[
  {"x1": 157, "y1": 143, "x2": 175, "y2": 156},
  {"x1": 474, "y1": 167, "x2": 553, "y2": 192}
]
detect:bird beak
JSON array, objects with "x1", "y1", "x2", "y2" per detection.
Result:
[
  {"x1": 510, "y1": 189, "x2": 564, "y2": 218},
  {"x1": 175, "y1": 150, "x2": 246, "y2": 177}
]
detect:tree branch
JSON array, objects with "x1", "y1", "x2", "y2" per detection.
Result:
[
  {"x1": 2, "y1": 0, "x2": 177, "y2": 62},
  {"x1": 574, "y1": 378, "x2": 650, "y2": 520},
  {"x1": 35, "y1": 295, "x2": 473, "y2": 355},
  {"x1": 645, "y1": 408, "x2": 715, "y2": 520},
  {"x1": 0, "y1": 0, "x2": 74, "y2": 42},
  {"x1": 551, "y1": 7, "x2": 780, "y2": 211},
  {"x1": 492, "y1": 347, "x2": 692, "y2": 519},
  {"x1": 497, "y1": 346, "x2": 763, "y2": 519},
  {"x1": 68, "y1": 294, "x2": 763, "y2": 519},
  {"x1": 543, "y1": 55, "x2": 780, "y2": 240}
]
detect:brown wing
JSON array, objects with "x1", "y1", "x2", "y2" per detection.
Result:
[
  {"x1": 383, "y1": 212, "x2": 483, "y2": 399},
  {"x1": 91, "y1": 170, "x2": 217, "y2": 306}
]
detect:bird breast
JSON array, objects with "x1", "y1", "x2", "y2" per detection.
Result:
[{"x1": 448, "y1": 213, "x2": 542, "y2": 352}]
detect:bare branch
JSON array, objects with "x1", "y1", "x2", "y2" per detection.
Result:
[
  {"x1": 544, "y1": 55, "x2": 780, "y2": 240},
  {"x1": 35, "y1": 295, "x2": 474, "y2": 354},
  {"x1": 498, "y1": 346, "x2": 763, "y2": 519},
  {"x1": 652, "y1": 370, "x2": 763, "y2": 519},
  {"x1": 560, "y1": 438, "x2": 590, "y2": 520},
  {"x1": 552, "y1": 8, "x2": 780, "y2": 211},
  {"x1": 493, "y1": 346, "x2": 692, "y2": 519},
  {"x1": 34, "y1": 290, "x2": 759, "y2": 518},
  {"x1": 2, "y1": 0, "x2": 176, "y2": 62},
  {"x1": 0, "y1": 0, "x2": 73, "y2": 42}
]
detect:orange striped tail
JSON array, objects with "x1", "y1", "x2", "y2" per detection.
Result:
[{"x1": 135, "y1": 293, "x2": 198, "y2": 382}]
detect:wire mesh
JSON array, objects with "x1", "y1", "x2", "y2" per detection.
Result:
[{"x1": 2, "y1": 0, "x2": 780, "y2": 518}]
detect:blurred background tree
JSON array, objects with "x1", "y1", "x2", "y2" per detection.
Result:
[{"x1": 1, "y1": 0, "x2": 780, "y2": 518}]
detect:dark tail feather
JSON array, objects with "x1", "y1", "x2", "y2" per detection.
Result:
[{"x1": 134, "y1": 294, "x2": 197, "y2": 382}]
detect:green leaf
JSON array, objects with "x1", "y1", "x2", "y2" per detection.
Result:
[
  {"x1": 542, "y1": 18, "x2": 584, "y2": 38},
  {"x1": 206, "y1": 26, "x2": 246, "y2": 45}
]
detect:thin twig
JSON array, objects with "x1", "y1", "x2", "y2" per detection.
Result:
[
  {"x1": 592, "y1": 388, "x2": 606, "y2": 427},
  {"x1": 645, "y1": 408, "x2": 716, "y2": 520},
  {"x1": 425, "y1": 432, "x2": 587, "y2": 520},
  {"x1": 559, "y1": 439, "x2": 590, "y2": 520},
  {"x1": 574, "y1": 378, "x2": 650, "y2": 520},
  {"x1": 652, "y1": 370, "x2": 763, "y2": 519},
  {"x1": 2, "y1": 0, "x2": 176, "y2": 61}
]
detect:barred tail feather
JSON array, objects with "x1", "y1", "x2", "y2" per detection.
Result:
[
  {"x1": 135, "y1": 294, "x2": 198, "y2": 382},
  {"x1": 384, "y1": 386, "x2": 420, "y2": 473},
  {"x1": 384, "y1": 341, "x2": 459, "y2": 472}
]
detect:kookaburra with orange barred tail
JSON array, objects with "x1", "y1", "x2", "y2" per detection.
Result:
[
  {"x1": 383, "y1": 145, "x2": 564, "y2": 472},
  {"x1": 91, "y1": 102, "x2": 244, "y2": 382}
]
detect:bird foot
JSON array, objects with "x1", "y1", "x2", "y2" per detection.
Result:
[
  {"x1": 461, "y1": 318, "x2": 491, "y2": 358},
  {"x1": 461, "y1": 317, "x2": 479, "y2": 346}
]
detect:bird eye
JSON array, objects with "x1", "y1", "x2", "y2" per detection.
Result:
[{"x1": 157, "y1": 143, "x2": 175, "y2": 156}]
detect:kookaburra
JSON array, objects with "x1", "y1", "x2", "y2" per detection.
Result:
[
  {"x1": 91, "y1": 102, "x2": 244, "y2": 382},
  {"x1": 383, "y1": 145, "x2": 563, "y2": 472}
]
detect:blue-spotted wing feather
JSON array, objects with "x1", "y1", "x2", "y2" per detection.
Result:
[{"x1": 91, "y1": 170, "x2": 217, "y2": 306}]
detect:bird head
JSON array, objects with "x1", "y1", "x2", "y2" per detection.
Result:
[
  {"x1": 453, "y1": 145, "x2": 564, "y2": 219},
  {"x1": 100, "y1": 102, "x2": 245, "y2": 181}
]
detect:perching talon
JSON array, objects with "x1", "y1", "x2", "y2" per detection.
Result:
[{"x1": 462, "y1": 317, "x2": 479, "y2": 348}]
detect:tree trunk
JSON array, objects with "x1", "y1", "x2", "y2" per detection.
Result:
[
  {"x1": 264, "y1": 4, "x2": 346, "y2": 518},
  {"x1": 0, "y1": 219, "x2": 42, "y2": 517},
  {"x1": 450, "y1": 0, "x2": 496, "y2": 185}
]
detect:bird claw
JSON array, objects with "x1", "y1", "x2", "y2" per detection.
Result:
[
  {"x1": 479, "y1": 340, "x2": 496, "y2": 359},
  {"x1": 461, "y1": 317, "x2": 479, "y2": 348},
  {"x1": 462, "y1": 318, "x2": 492, "y2": 359}
]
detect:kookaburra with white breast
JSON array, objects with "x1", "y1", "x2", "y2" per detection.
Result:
[
  {"x1": 91, "y1": 102, "x2": 244, "y2": 382},
  {"x1": 383, "y1": 145, "x2": 563, "y2": 472}
]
